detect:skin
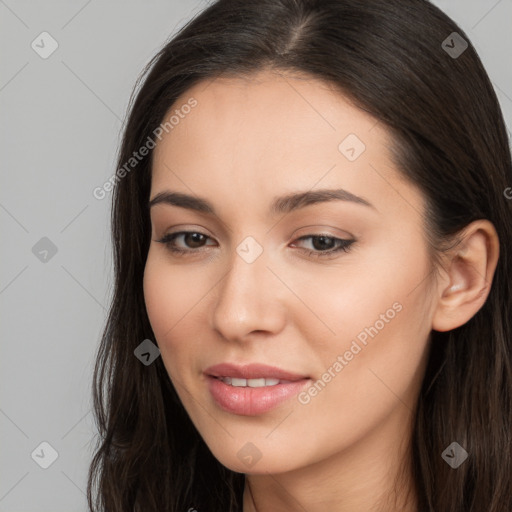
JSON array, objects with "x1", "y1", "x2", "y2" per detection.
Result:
[{"x1": 143, "y1": 69, "x2": 499, "y2": 512}]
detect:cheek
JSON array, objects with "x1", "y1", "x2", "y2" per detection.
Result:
[
  {"x1": 301, "y1": 253, "x2": 431, "y2": 416},
  {"x1": 296, "y1": 236, "x2": 432, "y2": 389},
  {"x1": 142, "y1": 251, "x2": 215, "y2": 372},
  {"x1": 142, "y1": 253, "x2": 192, "y2": 359},
  {"x1": 143, "y1": 256, "x2": 172, "y2": 335},
  {"x1": 143, "y1": 251, "x2": 200, "y2": 335},
  {"x1": 288, "y1": 276, "x2": 431, "y2": 467}
]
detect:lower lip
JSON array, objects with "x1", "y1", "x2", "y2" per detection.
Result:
[{"x1": 206, "y1": 375, "x2": 310, "y2": 416}]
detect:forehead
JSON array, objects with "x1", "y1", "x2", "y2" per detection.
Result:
[
  {"x1": 150, "y1": 69, "x2": 423, "y2": 221},
  {"x1": 153, "y1": 69, "x2": 383, "y2": 162}
]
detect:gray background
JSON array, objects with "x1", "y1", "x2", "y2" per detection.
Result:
[{"x1": 1, "y1": 1, "x2": 511, "y2": 510}]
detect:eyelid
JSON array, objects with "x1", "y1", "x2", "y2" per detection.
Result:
[
  {"x1": 291, "y1": 224, "x2": 355, "y2": 240},
  {"x1": 156, "y1": 229, "x2": 356, "y2": 260},
  {"x1": 160, "y1": 224, "x2": 214, "y2": 235},
  {"x1": 157, "y1": 224, "x2": 351, "y2": 245}
]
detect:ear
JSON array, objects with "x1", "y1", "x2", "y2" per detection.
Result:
[{"x1": 431, "y1": 219, "x2": 500, "y2": 332}]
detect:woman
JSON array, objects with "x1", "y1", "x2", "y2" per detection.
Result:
[{"x1": 87, "y1": 0, "x2": 512, "y2": 510}]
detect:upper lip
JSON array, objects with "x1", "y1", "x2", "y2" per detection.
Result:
[{"x1": 205, "y1": 363, "x2": 309, "y2": 381}]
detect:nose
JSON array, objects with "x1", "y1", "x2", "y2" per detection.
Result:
[{"x1": 211, "y1": 246, "x2": 287, "y2": 342}]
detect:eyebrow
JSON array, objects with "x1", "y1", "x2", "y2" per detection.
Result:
[{"x1": 148, "y1": 188, "x2": 376, "y2": 215}]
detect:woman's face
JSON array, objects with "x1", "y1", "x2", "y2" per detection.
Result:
[{"x1": 143, "y1": 69, "x2": 436, "y2": 475}]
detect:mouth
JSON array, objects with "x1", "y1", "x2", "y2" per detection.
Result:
[
  {"x1": 204, "y1": 362, "x2": 308, "y2": 381},
  {"x1": 212, "y1": 376, "x2": 293, "y2": 387},
  {"x1": 204, "y1": 363, "x2": 311, "y2": 416}
]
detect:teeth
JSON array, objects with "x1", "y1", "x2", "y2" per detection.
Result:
[{"x1": 219, "y1": 377, "x2": 282, "y2": 387}]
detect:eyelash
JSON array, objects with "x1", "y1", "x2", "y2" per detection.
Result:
[{"x1": 155, "y1": 231, "x2": 355, "y2": 259}]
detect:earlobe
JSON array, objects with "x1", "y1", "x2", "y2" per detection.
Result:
[{"x1": 431, "y1": 220, "x2": 499, "y2": 333}]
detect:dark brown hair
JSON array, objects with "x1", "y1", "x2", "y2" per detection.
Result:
[{"x1": 87, "y1": 0, "x2": 512, "y2": 510}]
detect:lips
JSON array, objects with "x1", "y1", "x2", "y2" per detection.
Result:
[
  {"x1": 204, "y1": 362, "x2": 310, "y2": 415},
  {"x1": 217, "y1": 376, "x2": 283, "y2": 387},
  {"x1": 204, "y1": 362, "x2": 308, "y2": 382}
]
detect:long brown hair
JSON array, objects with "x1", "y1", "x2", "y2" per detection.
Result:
[{"x1": 87, "y1": 0, "x2": 512, "y2": 510}]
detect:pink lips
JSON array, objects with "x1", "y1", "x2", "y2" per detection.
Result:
[{"x1": 204, "y1": 363, "x2": 310, "y2": 416}]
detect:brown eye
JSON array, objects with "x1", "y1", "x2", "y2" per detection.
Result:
[
  {"x1": 156, "y1": 231, "x2": 216, "y2": 254},
  {"x1": 291, "y1": 235, "x2": 355, "y2": 258},
  {"x1": 181, "y1": 232, "x2": 208, "y2": 248}
]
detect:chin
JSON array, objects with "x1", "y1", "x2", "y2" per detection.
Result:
[{"x1": 207, "y1": 444, "x2": 301, "y2": 475}]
